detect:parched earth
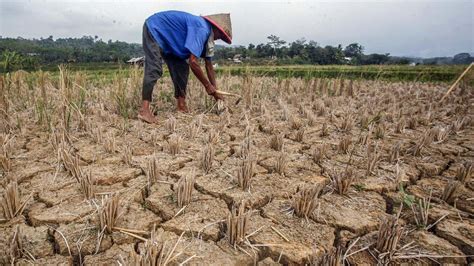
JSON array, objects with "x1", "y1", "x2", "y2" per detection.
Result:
[{"x1": 0, "y1": 72, "x2": 473, "y2": 265}]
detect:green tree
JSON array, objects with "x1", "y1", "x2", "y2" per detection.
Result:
[{"x1": 267, "y1": 35, "x2": 286, "y2": 57}]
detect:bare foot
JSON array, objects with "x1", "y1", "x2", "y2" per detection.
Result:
[
  {"x1": 177, "y1": 105, "x2": 189, "y2": 113},
  {"x1": 138, "y1": 109, "x2": 157, "y2": 124}
]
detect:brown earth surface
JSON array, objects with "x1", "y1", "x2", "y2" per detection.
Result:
[{"x1": 0, "y1": 72, "x2": 473, "y2": 264}]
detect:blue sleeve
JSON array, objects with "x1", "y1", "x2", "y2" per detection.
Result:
[{"x1": 184, "y1": 26, "x2": 208, "y2": 57}]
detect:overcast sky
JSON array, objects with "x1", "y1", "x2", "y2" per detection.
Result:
[{"x1": 0, "y1": 0, "x2": 472, "y2": 57}]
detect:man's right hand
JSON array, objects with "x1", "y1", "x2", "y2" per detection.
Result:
[
  {"x1": 205, "y1": 84, "x2": 224, "y2": 101},
  {"x1": 205, "y1": 83, "x2": 217, "y2": 95}
]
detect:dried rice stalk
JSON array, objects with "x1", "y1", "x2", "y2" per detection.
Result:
[
  {"x1": 104, "y1": 132, "x2": 116, "y2": 153},
  {"x1": 366, "y1": 144, "x2": 380, "y2": 176},
  {"x1": 270, "y1": 133, "x2": 284, "y2": 151},
  {"x1": 1, "y1": 182, "x2": 26, "y2": 220},
  {"x1": 207, "y1": 128, "x2": 220, "y2": 145},
  {"x1": 374, "y1": 123, "x2": 385, "y2": 139},
  {"x1": 275, "y1": 152, "x2": 287, "y2": 175},
  {"x1": 338, "y1": 115, "x2": 354, "y2": 133},
  {"x1": 455, "y1": 162, "x2": 472, "y2": 183},
  {"x1": 237, "y1": 156, "x2": 255, "y2": 190},
  {"x1": 411, "y1": 193, "x2": 431, "y2": 229},
  {"x1": 295, "y1": 127, "x2": 305, "y2": 142},
  {"x1": 176, "y1": 174, "x2": 195, "y2": 208},
  {"x1": 410, "y1": 131, "x2": 432, "y2": 157},
  {"x1": 165, "y1": 115, "x2": 177, "y2": 133},
  {"x1": 360, "y1": 113, "x2": 370, "y2": 130},
  {"x1": 91, "y1": 126, "x2": 103, "y2": 144},
  {"x1": 313, "y1": 143, "x2": 328, "y2": 164},
  {"x1": 9, "y1": 225, "x2": 23, "y2": 262},
  {"x1": 315, "y1": 102, "x2": 326, "y2": 117},
  {"x1": 451, "y1": 117, "x2": 469, "y2": 132},
  {"x1": 330, "y1": 167, "x2": 355, "y2": 195},
  {"x1": 80, "y1": 171, "x2": 95, "y2": 200},
  {"x1": 146, "y1": 157, "x2": 160, "y2": 194},
  {"x1": 0, "y1": 151, "x2": 11, "y2": 172},
  {"x1": 316, "y1": 246, "x2": 344, "y2": 266},
  {"x1": 407, "y1": 117, "x2": 417, "y2": 130},
  {"x1": 290, "y1": 116, "x2": 303, "y2": 130},
  {"x1": 338, "y1": 136, "x2": 352, "y2": 154},
  {"x1": 167, "y1": 134, "x2": 181, "y2": 155},
  {"x1": 307, "y1": 113, "x2": 317, "y2": 127},
  {"x1": 99, "y1": 195, "x2": 120, "y2": 234},
  {"x1": 227, "y1": 202, "x2": 251, "y2": 247},
  {"x1": 441, "y1": 180, "x2": 461, "y2": 204},
  {"x1": 389, "y1": 142, "x2": 402, "y2": 164},
  {"x1": 200, "y1": 144, "x2": 214, "y2": 174},
  {"x1": 433, "y1": 126, "x2": 450, "y2": 143},
  {"x1": 121, "y1": 144, "x2": 133, "y2": 166},
  {"x1": 59, "y1": 148, "x2": 83, "y2": 182},
  {"x1": 239, "y1": 137, "x2": 251, "y2": 158},
  {"x1": 320, "y1": 122, "x2": 329, "y2": 137},
  {"x1": 127, "y1": 225, "x2": 183, "y2": 266},
  {"x1": 292, "y1": 184, "x2": 322, "y2": 218},
  {"x1": 281, "y1": 104, "x2": 290, "y2": 121},
  {"x1": 375, "y1": 215, "x2": 403, "y2": 263},
  {"x1": 395, "y1": 118, "x2": 406, "y2": 134}
]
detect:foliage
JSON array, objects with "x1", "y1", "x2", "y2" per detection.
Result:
[{"x1": 0, "y1": 36, "x2": 142, "y2": 71}]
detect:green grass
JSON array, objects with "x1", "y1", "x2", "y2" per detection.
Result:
[
  {"x1": 31, "y1": 63, "x2": 469, "y2": 83},
  {"x1": 215, "y1": 64, "x2": 466, "y2": 82}
]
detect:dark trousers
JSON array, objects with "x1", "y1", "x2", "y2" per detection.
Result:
[{"x1": 142, "y1": 23, "x2": 190, "y2": 101}]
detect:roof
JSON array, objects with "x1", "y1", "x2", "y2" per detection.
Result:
[{"x1": 127, "y1": 56, "x2": 144, "y2": 63}]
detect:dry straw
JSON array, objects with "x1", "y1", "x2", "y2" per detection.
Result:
[
  {"x1": 207, "y1": 128, "x2": 220, "y2": 145},
  {"x1": 167, "y1": 134, "x2": 181, "y2": 155},
  {"x1": 320, "y1": 122, "x2": 329, "y2": 137},
  {"x1": 165, "y1": 115, "x2": 177, "y2": 134},
  {"x1": 176, "y1": 174, "x2": 195, "y2": 208},
  {"x1": 317, "y1": 246, "x2": 344, "y2": 266},
  {"x1": 292, "y1": 184, "x2": 322, "y2": 219},
  {"x1": 126, "y1": 225, "x2": 185, "y2": 266},
  {"x1": 330, "y1": 167, "x2": 355, "y2": 195},
  {"x1": 226, "y1": 202, "x2": 251, "y2": 247},
  {"x1": 200, "y1": 144, "x2": 214, "y2": 174},
  {"x1": 275, "y1": 152, "x2": 287, "y2": 175},
  {"x1": 313, "y1": 143, "x2": 328, "y2": 164},
  {"x1": 59, "y1": 148, "x2": 83, "y2": 182},
  {"x1": 338, "y1": 136, "x2": 352, "y2": 154},
  {"x1": 80, "y1": 171, "x2": 95, "y2": 200},
  {"x1": 366, "y1": 144, "x2": 380, "y2": 176},
  {"x1": 270, "y1": 133, "x2": 284, "y2": 151},
  {"x1": 1, "y1": 182, "x2": 30, "y2": 220},
  {"x1": 146, "y1": 157, "x2": 160, "y2": 195},
  {"x1": 104, "y1": 132, "x2": 116, "y2": 153},
  {"x1": 455, "y1": 162, "x2": 472, "y2": 183},
  {"x1": 375, "y1": 215, "x2": 403, "y2": 263},
  {"x1": 121, "y1": 144, "x2": 133, "y2": 166},
  {"x1": 99, "y1": 195, "x2": 120, "y2": 234},
  {"x1": 389, "y1": 142, "x2": 402, "y2": 164},
  {"x1": 339, "y1": 115, "x2": 354, "y2": 133},
  {"x1": 237, "y1": 156, "x2": 255, "y2": 191},
  {"x1": 441, "y1": 180, "x2": 461, "y2": 204},
  {"x1": 411, "y1": 194, "x2": 431, "y2": 229},
  {"x1": 295, "y1": 127, "x2": 305, "y2": 142}
]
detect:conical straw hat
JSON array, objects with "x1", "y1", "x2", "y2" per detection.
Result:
[{"x1": 203, "y1": 13, "x2": 232, "y2": 44}]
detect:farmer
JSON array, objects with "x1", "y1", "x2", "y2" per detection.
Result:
[{"x1": 138, "y1": 10, "x2": 232, "y2": 123}]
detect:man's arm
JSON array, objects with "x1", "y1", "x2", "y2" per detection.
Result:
[
  {"x1": 205, "y1": 58, "x2": 216, "y2": 87},
  {"x1": 189, "y1": 54, "x2": 222, "y2": 100}
]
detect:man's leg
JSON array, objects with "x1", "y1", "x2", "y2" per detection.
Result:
[
  {"x1": 140, "y1": 23, "x2": 163, "y2": 123},
  {"x1": 164, "y1": 56, "x2": 190, "y2": 112}
]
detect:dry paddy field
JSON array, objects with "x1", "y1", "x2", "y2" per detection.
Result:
[{"x1": 0, "y1": 68, "x2": 473, "y2": 265}]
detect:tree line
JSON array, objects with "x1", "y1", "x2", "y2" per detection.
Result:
[{"x1": 1, "y1": 35, "x2": 472, "y2": 72}]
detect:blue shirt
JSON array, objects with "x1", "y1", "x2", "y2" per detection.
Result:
[{"x1": 145, "y1": 11, "x2": 212, "y2": 59}]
